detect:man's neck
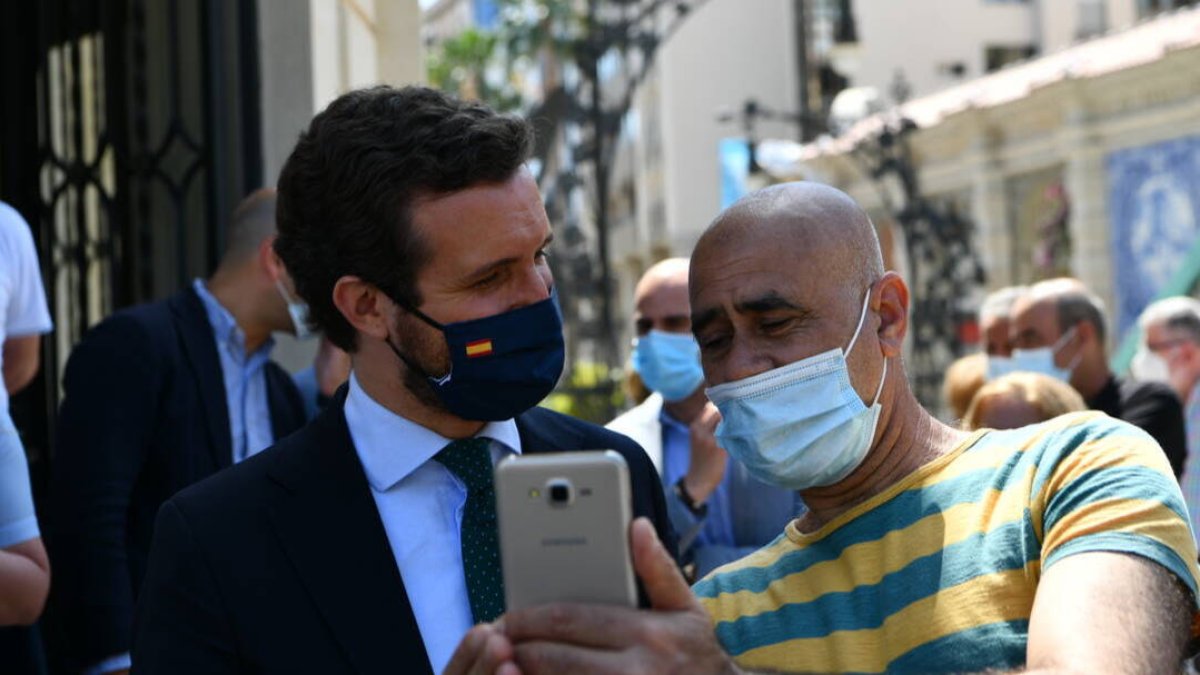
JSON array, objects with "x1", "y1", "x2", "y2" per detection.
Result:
[
  {"x1": 353, "y1": 348, "x2": 486, "y2": 440},
  {"x1": 661, "y1": 386, "x2": 707, "y2": 424},
  {"x1": 1074, "y1": 361, "x2": 1113, "y2": 402},
  {"x1": 206, "y1": 272, "x2": 271, "y2": 354},
  {"x1": 796, "y1": 387, "x2": 970, "y2": 532}
]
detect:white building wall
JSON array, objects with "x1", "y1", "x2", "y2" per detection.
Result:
[
  {"x1": 853, "y1": 0, "x2": 1035, "y2": 99},
  {"x1": 657, "y1": 0, "x2": 799, "y2": 255},
  {"x1": 258, "y1": 0, "x2": 423, "y2": 371}
]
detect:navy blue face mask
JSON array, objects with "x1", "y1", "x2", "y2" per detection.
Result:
[{"x1": 387, "y1": 289, "x2": 566, "y2": 421}]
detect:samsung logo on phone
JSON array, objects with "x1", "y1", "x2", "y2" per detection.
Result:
[{"x1": 541, "y1": 536, "x2": 588, "y2": 547}]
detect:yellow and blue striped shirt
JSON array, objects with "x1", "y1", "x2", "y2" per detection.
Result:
[{"x1": 694, "y1": 412, "x2": 1200, "y2": 673}]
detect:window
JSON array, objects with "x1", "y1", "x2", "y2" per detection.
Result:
[
  {"x1": 984, "y1": 45, "x2": 1037, "y2": 73},
  {"x1": 1138, "y1": 0, "x2": 1199, "y2": 18},
  {"x1": 1076, "y1": 0, "x2": 1107, "y2": 39}
]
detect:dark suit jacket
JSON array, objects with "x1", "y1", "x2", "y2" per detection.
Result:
[
  {"x1": 1088, "y1": 375, "x2": 1187, "y2": 477},
  {"x1": 46, "y1": 288, "x2": 307, "y2": 672},
  {"x1": 131, "y1": 392, "x2": 676, "y2": 674}
]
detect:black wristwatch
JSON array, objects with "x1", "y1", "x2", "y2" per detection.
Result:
[{"x1": 674, "y1": 477, "x2": 708, "y2": 518}]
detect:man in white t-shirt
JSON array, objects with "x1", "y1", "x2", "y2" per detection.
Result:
[{"x1": 0, "y1": 200, "x2": 53, "y2": 626}]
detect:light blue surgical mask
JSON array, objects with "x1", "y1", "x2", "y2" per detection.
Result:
[
  {"x1": 1005, "y1": 326, "x2": 1079, "y2": 383},
  {"x1": 632, "y1": 330, "x2": 706, "y2": 402},
  {"x1": 986, "y1": 355, "x2": 1014, "y2": 381},
  {"x1": 706, "y1": 289, "x2": 886, "y2": 491}
]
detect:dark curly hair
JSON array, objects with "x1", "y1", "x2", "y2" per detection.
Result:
[{"x1": 274, "y1": 85, "x2": 534, "y2": 352}]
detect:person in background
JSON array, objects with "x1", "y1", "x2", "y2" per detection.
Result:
[
  {"x1": 1008, "y1": 278, "x2": 1187, "y2": 477},
  {"x1": 293, "y1": 336, "x2": 352, "y2": 420},
  {"x1": 962, "y1": 371, "x2": 1087, "y2": 431},
  {"x1": 942, "y1": 351, "x2": 987, "y2": 421},
  {"x1": 608, "y1": 258, "x2": 802, "y2": 578},
  {"x1": 980, "y1": 285, "x2": 1027, "y2": 359},
  {"x1": 46, "y1": 189, "x2": 309, "y2": 675},
  {"x1": 448, "y1": 182, "x2": 1200, "y2": 675},
  {"x1": 1133, "y1": 296, "x2": 1200, "y2": 533},
  {"x1": 0, "y1": 201, "x2": 52, "y2": 628}
]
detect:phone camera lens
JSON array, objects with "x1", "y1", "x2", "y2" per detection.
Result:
[{"x1": 547, "y1": 479, "x2": 573, "y2": 505}]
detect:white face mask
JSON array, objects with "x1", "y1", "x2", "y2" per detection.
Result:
[
  {"x1": 1131, "y1": 347, "x2": 1171, "y2": 384},
  {"x1": 275, "y1": 279, "x2": 315, "y2": 340},
  {"x1": 706, "y1": 289, "x2": 886, "y2": 491},
  {"x1": 1005, "y1": 326, "x2": 1080, "y2": 383}
]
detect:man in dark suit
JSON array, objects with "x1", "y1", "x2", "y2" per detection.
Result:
[
  {"x1": 46, "y1": 189, "x2": 309, "y2": 674},
  {"x1": 131, "y1": 86, "x2": 675, "y2": 674}
]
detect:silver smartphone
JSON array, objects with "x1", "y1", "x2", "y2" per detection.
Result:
[{"x1": 495, "y1": 450, "x2": 637, "y2": 611}]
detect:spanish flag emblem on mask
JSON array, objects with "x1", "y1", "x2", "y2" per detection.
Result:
[{"x1": 465, "y1": 339, "x2": 494, "y2": 358}]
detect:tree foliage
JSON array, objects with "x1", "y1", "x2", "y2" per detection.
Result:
[{"x1": 425, "y1": 0, "x2": 581, "y2": 113}]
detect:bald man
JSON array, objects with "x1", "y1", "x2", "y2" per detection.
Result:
[
  {"x1": 46, "y1": 189, "x2": 309, "y2": 674},
  {"x1": 608, "y1": 258, "x2": 802, "y2": 578},
  {"x1": 448, "y1": 183, "x2": 1199, "y2": 675},
  {"x1": 1008, "y1": 278, "x2": 1186, "y2": 477}
]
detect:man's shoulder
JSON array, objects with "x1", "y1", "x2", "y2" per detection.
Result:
[
  {"x1": 166, "y1": 419, "x2": 317, "y2": 524},
  {"x1": 80, "y1": 291, "x2": 189, "y2": 346},
  {"x1": 606, "y1": 394, "x2": 663, "y2": 434},
  {"x1": 520, "y1": 405, "x2": 646, "y2": 453},
  {"x1": 1117, "y1": 377, "x2": 1181, "y2": 408},
  {"x1": 985, "y1": 410, "x2": 1151, "y2": 451}
]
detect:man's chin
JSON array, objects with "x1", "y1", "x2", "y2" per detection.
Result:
[{"x1": 403, "y1": 366, "x2": 449, "y2": 412}]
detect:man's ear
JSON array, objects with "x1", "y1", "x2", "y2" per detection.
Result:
[
  {"x1": 875, "y1": 271, "x2": 909, "y2": 358},
  {"x1": 259, "y1": 235, "x2": 283, "y2": 282},
  {"x1": 1180, "y1": 341, "x2": 1200, "y2": 371},
  {"x1": 1075, "y1": 319, "x2": 1097, "y2": 350},
  {"x1": 333, "y1": 276, "x2": 393, "y2": 341}
]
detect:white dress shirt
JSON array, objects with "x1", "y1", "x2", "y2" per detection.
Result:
[{"x1": 343, "y1": 373, "x2": 521, "y2": 674}]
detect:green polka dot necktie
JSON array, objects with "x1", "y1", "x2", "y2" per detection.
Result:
[{"x1": 434, "y1": 437, "x2": 506, "y2": 624}]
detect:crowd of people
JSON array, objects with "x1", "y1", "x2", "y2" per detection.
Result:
[{"x1": 0, "y1": 84, "x2": 1198, "y2": 674}]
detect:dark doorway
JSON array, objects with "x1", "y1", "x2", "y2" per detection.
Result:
[{"x1": 0, "y1": 0, "x2": 262, "y2": 495}]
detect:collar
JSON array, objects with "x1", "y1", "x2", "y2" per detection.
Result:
[
  {"x1": 192, "y1": 278, "x2": 275, "y2": 361},
  {"x1": 344, "y1": 372, "x2": 522, "y2": 492},
  {"x1": 658, "y1": 406, "x2": 689, "y2": 434}
]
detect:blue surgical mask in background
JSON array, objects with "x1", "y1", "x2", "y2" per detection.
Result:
[
  {"x1": 1007, "y1": 326, "x2": 1079, "y2": 383},
  {"x1": 632, "y1": 330, "x2": 706, "y2": 402}
]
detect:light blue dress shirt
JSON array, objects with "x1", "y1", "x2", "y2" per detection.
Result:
[
  {"x1": 661, "y1": 414, "x2": 805, "y2": 577},
  {"x1": 343, "y1": 373, "x2": 521, "y2": 674},
  {"x1": 192, "y1": 279, "x2": 275, "y2": 463},
  {"x1": 87, "y1": 282, "x2": 279, "y2": 675},
  {"x1": 660, "y1": 410, "x2": 735, "y2": 547}
]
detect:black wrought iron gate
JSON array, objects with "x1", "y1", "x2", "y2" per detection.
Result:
[{"x1": 0, "y1": 0, "x2": 262, "y2": 508}]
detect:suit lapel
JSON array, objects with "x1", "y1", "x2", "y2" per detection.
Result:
[
  {"x1": 170, "y1": 288, "x2": 233, "y2": 470},
  {"x1": 267, "y1": 395, "x2": 431, "y2": 674}
]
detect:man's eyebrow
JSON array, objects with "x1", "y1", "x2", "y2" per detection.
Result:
[
  {"x1": 464, "y1": 231, "x2": 555, "y2": 281},
  {"x1": 735, "y1": 293, "x2": 806, "y2": 315},
  {"x1": 691, "y1": 292, "x2": 812, "y2": 334}
]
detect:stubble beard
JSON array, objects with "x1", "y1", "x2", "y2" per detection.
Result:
[{"x1": 392, "y1": 315, "x2": 452, "y2": 413}]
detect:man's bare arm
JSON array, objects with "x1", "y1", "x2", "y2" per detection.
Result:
[
  {"x1": 2, "y1": 335, "x2": 40, "y2": 395},
  {"x1": 0, "y1": 537, "x2": 50, "y2": 626},
  {"x1": 1021, "y1": 551, "x2": 1192, "y2": 674}
]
